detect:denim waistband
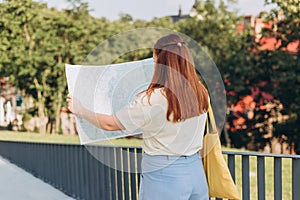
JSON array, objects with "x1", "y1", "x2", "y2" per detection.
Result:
[
  {"x1": 142, "y1": 153, "x2": 200, "y2": 173},
  {"x1": 144, "y1": 152, "x2": 200, "y2": 161}
]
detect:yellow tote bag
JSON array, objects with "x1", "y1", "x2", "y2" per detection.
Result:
[{"x1": 201, "y1": 104, "x2": 240, "y2": 200}]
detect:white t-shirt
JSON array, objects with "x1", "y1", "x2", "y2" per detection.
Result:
[{"x1": 114, "y1": 88, "x2": 207, "y2": 156}]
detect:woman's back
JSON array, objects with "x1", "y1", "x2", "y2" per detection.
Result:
[{"x1": 115, "y1": 87, "x2": 207, "y2": 156}]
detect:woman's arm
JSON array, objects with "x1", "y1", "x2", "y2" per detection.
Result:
[{"x1": 66, "y1": 95, "x2": 125, "y2": 131}]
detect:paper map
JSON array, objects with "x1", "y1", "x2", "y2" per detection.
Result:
[{"x1": 65, "y1": 58, "x2": 154, "y2": 144}]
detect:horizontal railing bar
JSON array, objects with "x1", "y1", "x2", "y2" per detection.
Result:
[
  {"x1": 2, "y1": 140, "x2": 300, "y2": 159},
  {"x1": 0, "y1": 139, "x2": 142, "y2": 149},
  {"x1": 86, "y1": 144, "x2": 142, "y2": 149},
  {"x1": 223, "y1": 151, "x2": 300, "y2": 159},
  {"x1": 0, "y1": 139, "x2": 80, "y2": 146},
  {"x1": 2, "y1": 140, "x2": 300, "y2": 158}
]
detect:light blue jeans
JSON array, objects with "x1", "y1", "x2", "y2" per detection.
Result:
[{"x1": 138, "y1": 153, "x2": 209, "y2": 200}]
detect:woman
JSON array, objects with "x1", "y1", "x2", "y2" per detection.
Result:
[{"x1": 67, "y1": 34, "x2": 209, "y2": 200}]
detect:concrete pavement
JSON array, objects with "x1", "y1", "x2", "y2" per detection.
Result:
[{"x1": 0, "y1": 156, "x2": 74, "y2": 200}]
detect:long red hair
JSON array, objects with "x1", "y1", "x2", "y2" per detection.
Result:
[{"x1": 144, "y1": 34, "x2": 209, "y2": 122}]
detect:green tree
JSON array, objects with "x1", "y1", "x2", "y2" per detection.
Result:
[
  {"x1": 175, "y1": 0, "x2": 254, "y2": 147},
  {"x1": 0, "y1": 0, "x2": 50, "y2": 134},
  {"x1": 0, "y1": 0, "x2": 110, "y2": 134},
  {"x1": 262, "y1": 0, "x2": 300, "y2": 153}
]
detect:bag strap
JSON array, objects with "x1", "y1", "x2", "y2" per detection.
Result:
[{"x1": 206, "y1": 103, "x2": 218, "y2": 135}]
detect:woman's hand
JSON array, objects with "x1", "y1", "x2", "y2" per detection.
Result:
[
  {"x1": 66, "y1": 94, "x2": 83, "y2": 116},
  {"x1": 66, "y1": 94, "x2": 124, "y2": 131}
]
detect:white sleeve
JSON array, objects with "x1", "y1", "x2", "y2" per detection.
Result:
[{"x1": 113, "y1": 94, "x2": 153, "y2": 133}]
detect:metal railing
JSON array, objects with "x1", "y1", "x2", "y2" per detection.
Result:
[
  {"x1": 0, "y1": 140, "x2": 299, "y2": 200},
  {"x1": 223, "y1": 151, "x2": 300, "y2": 200}
]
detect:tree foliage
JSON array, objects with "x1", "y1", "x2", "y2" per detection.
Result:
[
  {"x1": 262, "y1": 0, "x2": 300, "y2": 153},
  {"x1": 0, "y1": 0, "x2": 174, "y2": 134},
  {"x1": 0, "y1": 0, "x2": 298, "y2": 154},
  {"x1": 0, "y1": 0, "x2": 111, "y2": 133}
]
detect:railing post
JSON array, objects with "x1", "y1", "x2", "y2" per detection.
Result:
[
  {"x1": 116, "y1": 147, "x2": 123, "y2": 200},
  {"x1": 129, "y1": 148, "x2": 138, "y2": 200},
  {"x1": 57, "y1": 144, "x2": 64, "y2": 190},
  {"x1": 97, "y1": 146, "x2": 106, "y2": 200},
  {"x1": 257, "y1": 156, "x2": 265, "y2": 200},
  {"x1": 84, "y1": 146, "x2": 92, "y2": 200},
  {"x1": 73, "y1": 145, "x2": 81, "y2": 199},
  {"x1": 78, "y1": 146, "x2": 86, "y2": 199},
  {"x1": 292, "y1": 158, "x2": 300, "y2": 200},
  {"x1": 103, "y1": 146, "x2": 113, "y2": 200},
  {"x1": 274, "y1": 157, "x2": 282, "y2": 200},
  {"x1": 88, "y1": 146, "x2": 98, "y2": 200},
  {"x1": 136, "y1": 147, "x2": 143, "y2": 192},
  {"x1": 65, "y1": 145, "x2": 71, "y2": 195},
  {"x1": 227, "y1": 154, "x2": 236, "y2": 181},
  {"x1": 242, "y1": 155, "x2": 250, "y2": 200}
]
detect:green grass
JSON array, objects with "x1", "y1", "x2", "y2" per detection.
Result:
[
  {"x1": 0, "y1": 131, "x2": 293, "y2": 199},
  {"x1": 0, "y1": 130, "x2": 80, "y2": 144},
  {"x1": 0, "y1": 130, "x2": 142, "y2": 146}
]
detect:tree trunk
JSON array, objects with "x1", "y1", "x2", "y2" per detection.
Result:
[
  {"x1": 34, "y1": 78, "x2": 47, "y2": 135},
  {"x1": 55, "y1": 54, "x2": 65, "y2": 134},
  {"x1": 24, "y1": 23, "x2": 48, "y2": 134},
  {"x1": 270, "y1": 137, "x2": 281, "y2": 154},
  {"x1": 55, "y1": 91, "x2": 62, "y2": 134},
  {"x1": 223, "y1": 115, "x2": 231, "y2": 147},
  {"x1": 37, "y1": 96, "x2": 47, "y2": 135}
]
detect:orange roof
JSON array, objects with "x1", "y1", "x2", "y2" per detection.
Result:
[
  {"x1": 259, "y1": 37, "x2": 281, "y2": 50},
  {"x1": 237, "y1": 15, "x2": 299, "y2": 54},
  {"x1": 263, "y1": 20, "x2": 273, "y2": 29},
  {"x1": 259, "y1": 37, "x2": 299, "y2": 54},
  {"x1": 285, "y1": 41, "x2": 299, "y2": 54},
  {"x1": 237, "y1": 23, "x2": 244, "y2": 32}
]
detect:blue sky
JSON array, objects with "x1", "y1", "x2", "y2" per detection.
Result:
[{"x1": 41, "y1": 0, "x2": 278, "y2": 21}]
